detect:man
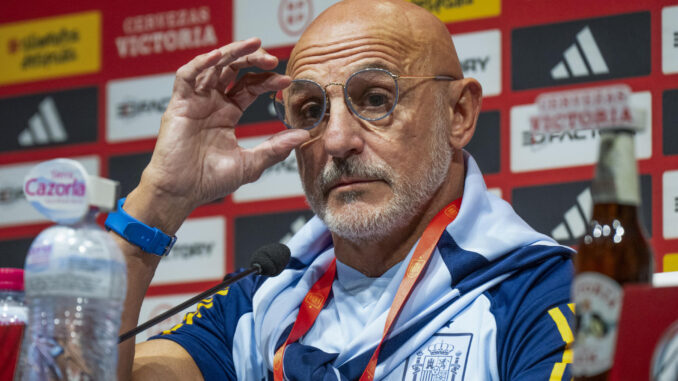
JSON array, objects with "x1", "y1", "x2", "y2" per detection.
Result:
[{"x1": 114, "y1": 0, "x2": 574, "y2": 380}]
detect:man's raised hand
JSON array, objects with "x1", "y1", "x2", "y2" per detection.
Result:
[{"x1": 139, "y1": 38, "x2": 310, "y2": 213}]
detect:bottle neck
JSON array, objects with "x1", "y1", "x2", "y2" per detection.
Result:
[{"x1": 591, "y1": 129, "x2": 640, "y2": 206}]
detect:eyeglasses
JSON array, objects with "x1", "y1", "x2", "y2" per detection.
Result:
[{"x1": 271, "y1": 68, "x2": 457, "y2": 132}]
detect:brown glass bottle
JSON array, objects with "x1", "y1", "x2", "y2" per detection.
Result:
[{"x1": 572, "y1": 129, "x2": 654, "y2": 380}]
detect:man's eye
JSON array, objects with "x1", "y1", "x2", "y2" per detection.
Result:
[
  {"x1": 300, "y1": 102, "x2": 323, "y2": 120},
  {"x1": 366, "y1": 93, "x2": 387, "y2": 107}
]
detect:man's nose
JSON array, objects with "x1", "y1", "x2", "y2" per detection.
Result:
[{"x1": 321, "y1": 89, "x2": 365, "y2": 160}]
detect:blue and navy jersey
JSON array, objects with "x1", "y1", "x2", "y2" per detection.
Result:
[{"x1": 151, "y1": 249, "x2": 574, "y2": 380}]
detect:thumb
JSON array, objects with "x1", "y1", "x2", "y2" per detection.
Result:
[{"x1": 241, "y1": 129, "x2": 311, "y2": 183}]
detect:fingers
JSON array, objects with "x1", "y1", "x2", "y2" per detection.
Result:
[
  {"x1": 174, "y1": 37, "x2": 262, "y2": 95},
  {"x1": 240, "y1": 129, "x2": 311, "y2": 183},
  {"x1": 226, "y1": 72, "x2": 292, "y2": 113},
  {"x1": 216, "y1": 48, "x2": 280, "y2": 93}
]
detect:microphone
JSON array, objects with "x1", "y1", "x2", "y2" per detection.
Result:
[{"x1": 118, "y1": 243, "x2": 291, "y2": 343}]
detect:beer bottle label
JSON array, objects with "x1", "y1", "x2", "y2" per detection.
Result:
[{"x1": 572, "y1": 272, "x2": 623, "y2": 376}]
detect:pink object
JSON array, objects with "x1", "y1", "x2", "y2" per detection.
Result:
[{"x1": 0, "y1": 268, "x2": 24, "y2": 291}]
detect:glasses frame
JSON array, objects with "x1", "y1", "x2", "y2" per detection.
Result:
[{"x1": 273, "y1": 67, "x2": 458, "y2": 131}]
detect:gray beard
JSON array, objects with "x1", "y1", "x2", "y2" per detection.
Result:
[{"x1": 302, "y1": 112, "x2": 453, "y2": 243}]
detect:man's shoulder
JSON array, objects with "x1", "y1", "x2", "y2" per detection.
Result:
[{"x1": 485, "y1": 250, "x2": 573, "y2": 317}]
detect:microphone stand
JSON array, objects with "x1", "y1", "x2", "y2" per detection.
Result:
[{"x1": 118, "y1": 266, "x2": 260, "y2": 344}]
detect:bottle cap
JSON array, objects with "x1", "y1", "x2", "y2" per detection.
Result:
[
  {"x1": 24, "y1": 159, "x2": 119, "y2": 224},
  {"x1": 0, "y1": 268, "x2": 24, "y2": 291}
]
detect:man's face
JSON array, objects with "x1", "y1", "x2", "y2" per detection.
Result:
[{"x1": 289, "y1": 18, "x2": 454, "y2": 242}]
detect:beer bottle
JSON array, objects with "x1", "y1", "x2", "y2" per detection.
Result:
[{"x1": 572, "y1": 128, "x2": 654, "y2": 380}]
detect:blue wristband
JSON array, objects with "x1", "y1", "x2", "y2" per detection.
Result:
[{"x1": 105, "y1": 198, "x2": 177, "y2": 256}]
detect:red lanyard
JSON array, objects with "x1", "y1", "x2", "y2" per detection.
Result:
[{"x1": 273, "y1": 198, "x2": 461, "y2": 381}]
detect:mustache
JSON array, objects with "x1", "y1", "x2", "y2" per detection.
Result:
[{"x1": 317, "y1": 157, "x2": 393, "y2": 194}]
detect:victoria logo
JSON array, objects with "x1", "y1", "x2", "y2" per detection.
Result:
[
  {"x1": 512, "y1": 12, "x2": 650, "y2": 90},
  {"x1": 17, "y1": 97, "x2": 67, "y2": 147},
  {"x1": 550, "y1": 26, "x2": 609, "y2": 80}
]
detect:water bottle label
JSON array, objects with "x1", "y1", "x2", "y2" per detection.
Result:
[
  {"x1": 572, "y1": 272, "x2": 623, "y2": 376},
  {"x1": 25, "y1": 259, "x2": 126, "y2": 300},
  {"x1": 24, "y1": 159, "x2": 89, "y2": 224},
  {"x1": 25, "y1": 231, "x2": 126, "y2": 300}
]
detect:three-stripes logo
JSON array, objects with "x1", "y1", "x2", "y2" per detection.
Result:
[
  {"x1": 550, "y1": 187, "x2": 592, "y2": 242},
  {"x1": 512, "y1": 12, "x2": 650, "y2": 90},
  {"x1": 0, "y1": 87, "x2": 98, "y2": 153},
  {"x1": 550, "y1": 26, "x2": 608, "y2": 80},
  {"x1": 512, "y1": 177, "x2": 652, "y2": 245},
  {"x1": 235, "y1": 209, "x2": 313, "y2": 269},
  {"x1": 17, "y1": 97, "x2": 67, "y2": 147}
]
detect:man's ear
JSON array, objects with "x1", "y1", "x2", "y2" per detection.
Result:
[{"x1": 448, "y1": 78, "x2": 482, "y2": 149}]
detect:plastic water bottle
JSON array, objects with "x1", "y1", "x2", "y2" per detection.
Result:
[
  {"x1": 0, "y1": 268, "x2": 27, "y2": 381},
  {"x1": 18, "y1": 159, "x2": 125, "y2": 381}
]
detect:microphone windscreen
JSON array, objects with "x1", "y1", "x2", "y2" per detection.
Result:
[{"x1": 250, "y1": 243, "x2": 291, "y2": 276}]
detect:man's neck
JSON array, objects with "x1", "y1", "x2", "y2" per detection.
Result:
[{"x1": 332, "y1": 160, "x2": 465, "y2": 277}]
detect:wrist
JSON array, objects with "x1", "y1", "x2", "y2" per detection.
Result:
[{"x1": 123, "y1": 183, "x2": 194, "y2": 236}]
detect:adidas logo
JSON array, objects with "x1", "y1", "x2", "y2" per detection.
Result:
[
  {"x1": 279, "y1": 215, "x2": 308, "y2": 244},
  {"x1": 550, "y1": 26, "x2": 609, "y2": 80},
  {"x1": 551, "y1": 187, "x2": 592, "y2": 241},
  {"x1": 17, "y1": 97, "x2": 68, "y2": 147}
]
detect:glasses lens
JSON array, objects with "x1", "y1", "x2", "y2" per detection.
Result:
[
  {"x1": 275, "y1": 80, "x2": 325, "y2": 130},
  {"x1": 346, "y1": 69, "x2": 397, "y2": 121}
]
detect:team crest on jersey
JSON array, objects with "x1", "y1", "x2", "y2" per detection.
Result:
[{"x1": 402, "y1": 333, "x2": 472, "y2": 381}]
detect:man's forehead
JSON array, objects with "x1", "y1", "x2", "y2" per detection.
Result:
[{"x1": 286, "y1": 0, "x2": 461, "y2": 78}]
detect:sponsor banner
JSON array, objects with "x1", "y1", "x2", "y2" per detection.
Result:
[
  {"x1": 662, "y1": 6, "x2": 678, "y2": 75},
  {"x1": 0, "y1": 11, "x2": 100, "y2": 85},
  {"x1": 409, "y1": 0, "x2": 500, "y2": 23},
  {"x1": 0, "y1": 156, "x2": 99, "y2": 227},
  {"x1": 238, "y1": 59, "x2": 287, "y2": 125},
  {"x1": 512, "y1": 175, "x2": 652, "y2": 246},
  {"x1": 106, "y1": 73, "x2": 174, "y2": 142},
  {"x1": 151, "y1": 216, "x2": 226, "y2": 285},
  {"x1": 234, "y1": 0, "x2": 339, "y2": 48},
  {"x1": 510, "y1": 91, "x2": 651, "y2": 173},
  {"x1": 137, "y1": 293, "x2": 195, "y2": 343},
  {"x1": 512, "y1": 12, "x2": 650, "y2": 91},
  {"x1": 234, "y1": 209, "x2": 313, "y2": 269},
  {"x1": 531, "y1": 85, "x2": 637, "y2": 134},
  {"x1": 232, "y1": 135, "x2": 305, "y2": 202},
  {"x1": 465, "y1": 110, "x2": 500, "y2": 174},
  {"x1": 663, "y1": 90, "x2": 678, "y2": 156},
  {"x1": 108, "y1": 152, "x2": 152, "y2": 197},
  {"x1": 0, "y1": 87, "x2": 98, "y2": 153},
  {"x1": 0, "y1": 237, "x2": 35, "y2": 269},
  {"x1": 664, "y1": 254, "x2": 678, "y2": 273},
  {"x1": 452, "y1": 29, "x2": 501, "y2": 97},
  {"x1": 663, "y1": 170, "x2": 678, "y2": 240},
  {"x1": 114, "y1": 6, "x2": 218, "y2": 60}
]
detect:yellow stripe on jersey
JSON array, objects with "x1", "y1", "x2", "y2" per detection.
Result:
[
  {"x1": 547, "y1": 306, "x2": 575, "y2": 380},
  {"x1": 161, "y1": 287, "x2": 230, "y2": 335},
  {"x1": 549, "y1": 363, "x2": 567, "y2": 381},
  {"x1": 548, "y1": 306, "x2": 574, "y2": 345}
]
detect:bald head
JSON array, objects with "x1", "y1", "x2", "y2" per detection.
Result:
[{"x1": 288, "y1": 0, "x2": 462, "y2": 78}]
